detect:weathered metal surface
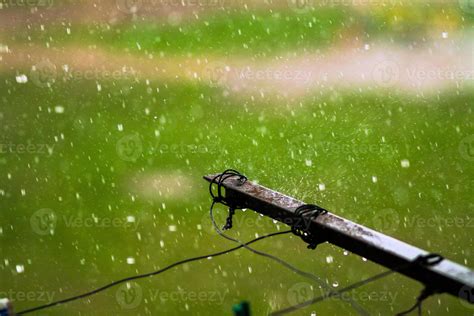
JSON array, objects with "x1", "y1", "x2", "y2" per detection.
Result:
[{"x1": 204, "y1": 174, "x2": 474, "y2": 304}]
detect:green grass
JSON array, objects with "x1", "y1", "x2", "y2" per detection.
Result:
[
  {"x1": 7, "y1": 5, "x2": 472, "y2": 56},
  {"x1": 1, "y1": 3, "x2": 474, "y2": 315},
  {"x1": 0, "y1": 76, "x2": 473, "y2": 315}
]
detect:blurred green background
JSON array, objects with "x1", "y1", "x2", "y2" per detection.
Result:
[{"x1": 0, "y1": 1, "x2": 473, "y2": 315}]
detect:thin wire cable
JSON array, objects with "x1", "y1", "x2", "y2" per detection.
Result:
[
  {"x1": 270, "y1": 254, "x2": 444, "y2": 315},
  {"x1": 269, "y1": 269, "x2": 395, "y2": 315},
  {"x1": 16, "y1": 230, "x2": 292, "y2": 315},
  {"x1": 209, "y1": 200, "x2": 370, "y2": 316}
]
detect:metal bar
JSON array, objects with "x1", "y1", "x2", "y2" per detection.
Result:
[{"x1": 204, "y1": 174, "x2": 474, "y2": 304}]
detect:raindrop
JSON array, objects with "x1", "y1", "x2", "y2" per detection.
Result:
[
  {"x1": 54, "y1": 106, "x2": 65, "y2": 114},
  {"x1": 16, "y1": 265, "x2": 25, "y2": 273},
  {"x1": 401, "y1": 159, "x2": 410, "y2": 168},
  {"x1": 15, "y1": 74, "x2": 28, "y2": 84}
]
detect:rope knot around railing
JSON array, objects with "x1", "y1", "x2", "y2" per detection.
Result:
[
  {"x1": 291, "y1": 204, "x2": 328, "y2": 250},
  {"x1": 209, "y1": 169, "x2": 248, "y2": 230}
]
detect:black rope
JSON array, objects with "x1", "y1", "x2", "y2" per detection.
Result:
[
  {"x1": 15, "y1": 230, "x2": 291, "y2": 315},
  {"x1": 209, "y1": 170, "x2": 370, "y2": 316},
  {"x1": 396, "y1": 253, "x2": 444, "y2": 316},
  {"x1": 291, "y1": 204, "x2": 328, "y2": 249},
  {"x1": 270, "y1": 253, "x2": 444, "y2": 316},
  {"x1": 209, "y1": 169, "x2": 247, "y2": 230}
]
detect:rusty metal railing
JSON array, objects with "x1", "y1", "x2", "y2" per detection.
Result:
[{"x1": 204, "y1": 173, "x2": 474, "y2": 305}]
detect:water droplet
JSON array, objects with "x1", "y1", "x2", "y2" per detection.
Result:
[
  {"x1": 15, "y1": 74, "x2": 28, "y2": 84},
  {"x1": 16, "y1": 265, "x2": 25, "y2": 273},
  {"x1": 326, "y1": 255, "x2": 334, "y2": 263},
  {"x1": 318, "y1": 183, "x2": 326, "y2": 191},
  {"x1": 332, "y1": 281, "x2": 339, "y2": 288},
  {"x1": 126, "y1": 257, "x2": 135, "y2": 265},
  {"x1": 117, "y1": 124, "x2": 124, "y2": 132},
  {"x1": 168, "y1": 225, "x2": 177, "y2": 232},
  {"x1": 372, "y1": 176, "x2": 378, "y2": 183},
  {"x1": 0, "y1": 44, "x2": 9, "y2": 53},
  {"x1": 54, "y1": 106, "x2": 64, "y2": 114},
  {"x1": 401, "y1": 159, "x2": 410, "y2": 168}
]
